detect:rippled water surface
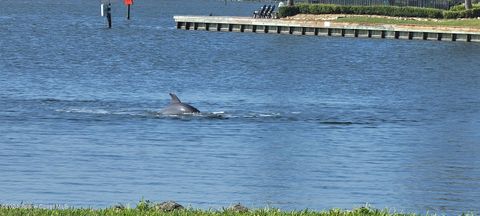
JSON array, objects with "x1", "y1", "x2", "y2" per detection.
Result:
[{"x1": 1, "y1": 0, "x2": 480, "y2": 214}]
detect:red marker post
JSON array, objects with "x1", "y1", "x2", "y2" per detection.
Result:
[{"x1": 124, "y1": 0, "x2": 133, "y2": 20}]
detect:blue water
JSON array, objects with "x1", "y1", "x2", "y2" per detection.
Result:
[{"x1": 1, "y1": 0, "x2": 480, "y2": 214}]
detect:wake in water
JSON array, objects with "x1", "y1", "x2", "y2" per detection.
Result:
[
  {"x1": 42, "y1": 98, "x2": 414, "y2": 126},
  {"x1": 54, "y1": 106, "x2": 364, "y2": 125}
]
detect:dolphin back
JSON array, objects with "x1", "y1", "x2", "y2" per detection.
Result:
[{"x1": 161, "y1": 93, "x2": 200, "y2": 115}]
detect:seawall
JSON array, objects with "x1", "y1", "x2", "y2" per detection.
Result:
[{"x1": 173, "y1": 15, "x2": 480, "y2": 42}]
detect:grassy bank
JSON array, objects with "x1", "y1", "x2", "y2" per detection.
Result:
[
  {"x1": 336, "y1": 16, "x2": 480, "y2": 28},
  {"x1": 1, "y1": 200, "x2": 476, "y2": 216},
  {"x1": 0, "y1": 206, "x2": 423, "y2": 216}
]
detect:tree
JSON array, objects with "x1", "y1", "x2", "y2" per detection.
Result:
[
  {"x1": 465, "y1": 0, "x2": 472, "y2": 9},
  {"x1": 287, "y1": 0, "x2": 294, "y2": 6}
]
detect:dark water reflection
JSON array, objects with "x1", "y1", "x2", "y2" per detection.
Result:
[{"x1": 1, "y1": 0, "x2": 479, "y2": 214}]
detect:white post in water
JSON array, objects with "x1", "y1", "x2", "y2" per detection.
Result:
[{"x1": 101, "y1": 0, "x2": 112, "y2": 28}]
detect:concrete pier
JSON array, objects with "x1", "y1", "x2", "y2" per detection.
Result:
[{"x1": 174, "y1": 16, "x2": 480, "y2": 43}]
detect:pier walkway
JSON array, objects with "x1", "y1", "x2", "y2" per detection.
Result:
[{"x1": 174, "y1": 15, "x2": 480, "y2": 42}]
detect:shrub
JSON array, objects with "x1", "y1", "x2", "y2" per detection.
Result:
[
  {"x1": 443, "y1": 10, "x2": 464, "y2": 18},
  {"x1": 278, "y1": 3, "x2": 480, "y2": 18},
  {"x1": 443, "y1": 8, "x2": 480, "y2": 18},
  {"x1": 278, "y1": 4, "x2": 444, "y2": 18},
  {"x1": 449, "y1": 3, "x2": 480, "y2": 11},
  {"x1": 278, "y1": 6, "x2": 300, "y2": 17},
  {"x1": 449, "y1": 4, "x2": 466, "y2": 11}
]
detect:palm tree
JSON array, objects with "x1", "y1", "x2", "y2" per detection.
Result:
[
  {"x1": 287, "y1": 0, "x2": 294, "y2": 6},
  {"x1": 465, "y1": 0, "x2": 472, "y2": 9}
]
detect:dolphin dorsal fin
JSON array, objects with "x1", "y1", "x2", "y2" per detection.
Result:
[{"x1": 169, "y1": 93, "x2": 182, "y2": 104}]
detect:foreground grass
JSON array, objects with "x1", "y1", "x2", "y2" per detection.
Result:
[
  {"x1": 0, "y1": 206, "x2": 447, "y2": 216},
  {"x1": 336, "y1": 17, "x2": 480, "y2": 29}
]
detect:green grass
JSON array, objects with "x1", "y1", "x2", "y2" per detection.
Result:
[
  {"x1": 1, "y1": 200, "x2": 476, "y2": 216},
  {"x1": 336, "y1": 17, "x2": 480, "y2": 28},
  {"x1": 0, "y1": 206, "x2": 423, "y2": 216}
]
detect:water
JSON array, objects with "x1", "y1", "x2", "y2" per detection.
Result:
[{"x1": 1, "y1": 0, "x2": 480, "y2": 214}]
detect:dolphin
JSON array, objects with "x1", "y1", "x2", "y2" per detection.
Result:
[{"x1": 160, "y1": 93, "x2": 200, "y2": 115}]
